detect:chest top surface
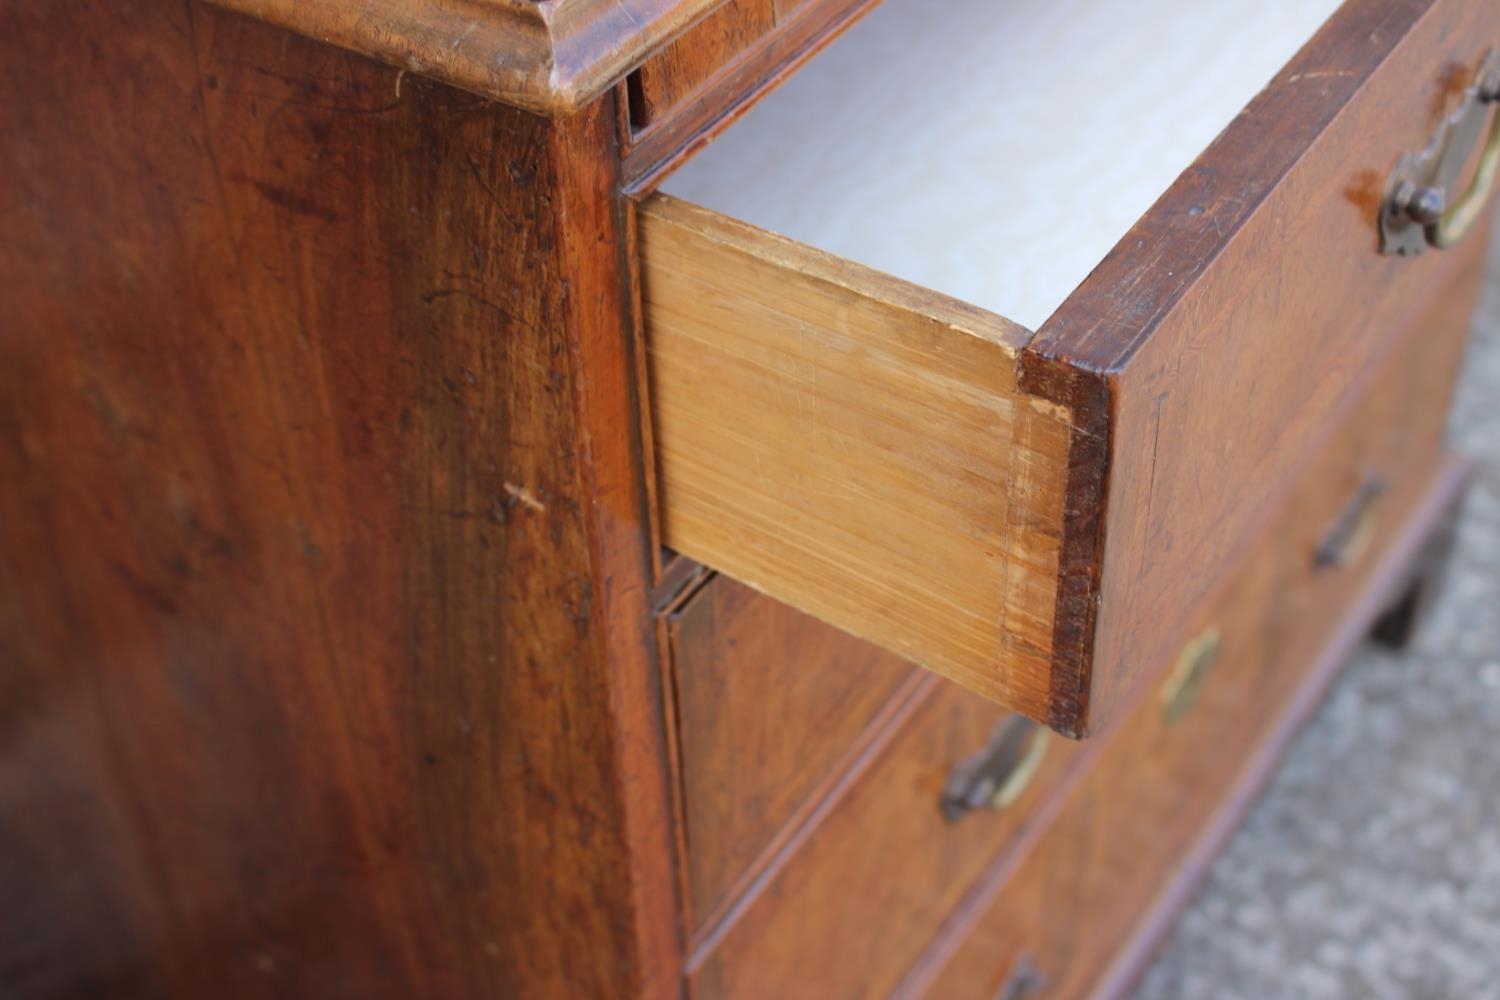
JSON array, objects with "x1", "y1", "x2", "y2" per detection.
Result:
[{"x1": 206, "y1": 0, "x2": 722, "y2": 113}]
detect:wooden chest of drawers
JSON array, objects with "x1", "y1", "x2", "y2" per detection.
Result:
[{"x1": 2, "y1": 0, "x2": 1495, "y2": 996}]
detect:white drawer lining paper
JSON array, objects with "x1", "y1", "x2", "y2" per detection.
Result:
[{"x1": 662, "y1": 0, "x2": 1345, "y2": 331}]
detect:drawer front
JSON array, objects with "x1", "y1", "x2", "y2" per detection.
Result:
[
  {"x1": 688, "y1": 678, "x2": 1083, "y2": 999},
  {"x1": 640, "y1": 0, "x2": 1500, "y2": 735},
  {"x1": 909, "y1": 241, "x2": 1485, "y2": 999},
  {"x1": 1041, "y1": 0, "x2": 1500, "y2": 735},
  {"x1": 666, "y1": 576, "x2": 918, "y2": 934},
  {"x1": 680, "y1": 220, "x2": 1483, "y2": 1000}
]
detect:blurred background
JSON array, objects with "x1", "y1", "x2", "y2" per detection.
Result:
[{"x1": 1138, "y1": 212, "x2": 1500, "y2": 998}]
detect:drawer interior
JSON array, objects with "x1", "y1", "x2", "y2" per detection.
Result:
[{"x1": 659, "y1": 0, "x2": 1343, "y2": 330}]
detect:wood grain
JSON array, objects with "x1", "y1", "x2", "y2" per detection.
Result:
[
  {"x1": 641, "y1": 194, "x2": 1074, "y2": 723},
  {"x1": 686, "y1": 677, "x2": 1085, "y2": 999},
  {"x1": 204, "y1": 0, "x2": 726, "y2": 114},
  {"x1": 628, "y1": 0, "x2": 778, "y2": 130},
  {"x1": 0, "y1": 4, "x2": 677, "y2": 997},
  {"x1": 666, "y1": 575, "x2": 917, "y2": 937},
  {"x1": 902, "y1": 241, "x2": 1483, "y2": 997}
]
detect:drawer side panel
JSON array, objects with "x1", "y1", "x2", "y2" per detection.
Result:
[{"x1": 641, "y1": 194, "x2": 1070, "y2": 721}]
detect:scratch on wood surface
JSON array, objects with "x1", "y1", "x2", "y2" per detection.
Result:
[
  {"x1": 504, "y1": 482, "x2": 546, "y2": 512},
  {"x1": 1286, "y1": 70, "x2": 1357, "y2": 83},
  {"x1": 1027, "y1": 396, "x2": 1073, "y2": 423},
  {"x1": 448, "y1": 21, "x2": 477, "y2": 52}
]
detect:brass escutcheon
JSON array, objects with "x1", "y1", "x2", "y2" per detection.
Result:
[{"x1": 1160, "y1": 626, "x2": 1223, "y2": 725}]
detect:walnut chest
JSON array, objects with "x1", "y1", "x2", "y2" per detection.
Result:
[{"x1": 2, "y1": 0, "x2": 1495, "y2": 996}]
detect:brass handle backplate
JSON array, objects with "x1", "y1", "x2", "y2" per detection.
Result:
[
  {"x1": 1381, "y1": 50, "x2": 1500, "y2": 255},
  {"x1": 941, "y1": 717, "x2": 1048, "y2": 822}
]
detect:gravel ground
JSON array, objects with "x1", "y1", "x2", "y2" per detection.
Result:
[{"x1": 1135, "y1": 216, "x2": 1500, "y2": 998}]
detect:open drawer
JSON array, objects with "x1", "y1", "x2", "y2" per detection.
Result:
[{"x1": 639, "y1": 0, "x2": 1500, "y2": 736}]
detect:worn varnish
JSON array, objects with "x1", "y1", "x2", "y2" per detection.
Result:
[{"x1": 0, "y1": 3, "x2": 676, "y2": 997}]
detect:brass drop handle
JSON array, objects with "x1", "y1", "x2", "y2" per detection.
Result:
[
  {"x1": 941, "y1": 717, "x2": 1048, "y2": 822},
  {"x1": 1382, "y1": 51, "x2": 1500, "y2": 255},
  {"x1": 1429, "y1": 115, "x2": 1499, "y2": 248}
]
